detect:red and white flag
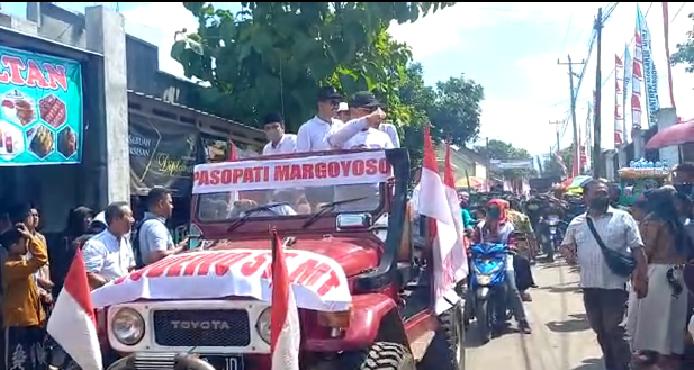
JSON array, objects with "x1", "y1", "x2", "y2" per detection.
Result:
[
  {"x1": 418, "y1": 126, "x2": 461, "y2": 315},
  {"x1": 443, "y1": 141, "x2": 469, "y2": 283},
  {"x1": 270, "y1": 229, "x2": 300, "y2": 370},
  {"x1": 47, "y1": 249, "x2": 102, "y2": 370}
]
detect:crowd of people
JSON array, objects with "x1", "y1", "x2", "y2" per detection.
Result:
[{"x1": 560, "y1": 177, "x2": 694, "y2": 370}]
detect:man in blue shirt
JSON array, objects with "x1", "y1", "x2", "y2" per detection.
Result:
[{"x1": 137, "y1": 188, "x2": 188, "y2": 266}]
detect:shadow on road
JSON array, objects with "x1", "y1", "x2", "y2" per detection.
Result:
[
  {"x1": 538, "y1": 285, "x2": 583, "y2": 294},
  {"x1": 571, "y1": 358, "x2": 604, "y2": 370},
  {"x1": 546, "y1": 313, "x2": 591, "y2": 333}
]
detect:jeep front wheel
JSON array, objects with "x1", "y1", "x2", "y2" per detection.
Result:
[
  {"x1": 419, "y1": 302, "x2": 466, "y2": 370},
  {"x1": 350, "y1": 342, "x2": 416, "y2": 370}
]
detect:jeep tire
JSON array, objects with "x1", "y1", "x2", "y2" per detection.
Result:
[
  {"x1": 338, "y1": 341, "x2": 415, "y2": 370},
  {"x1": 418, "y1": 302, "x2": 466, "y2": 370}
]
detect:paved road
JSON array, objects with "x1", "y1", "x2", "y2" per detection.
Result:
[{"x1": 465, "y1": 261, "x2": 606, "y2": 370}]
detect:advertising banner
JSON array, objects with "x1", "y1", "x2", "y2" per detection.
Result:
[
  {"x1": 129, "y1": 112, "x2": 199, "y2": 197},
  {"x1": 614, "y1": 54, "x2": 624, "y2": 146},
  {"x1": 0, "y1": 45, "x2": 83, "y2": 166},
  {"x1": 638, "y1": 6, "x2": 660, "y2": 128},
  {"x1": 192, "y1": 151, "x2": 391, "y2": 194}
]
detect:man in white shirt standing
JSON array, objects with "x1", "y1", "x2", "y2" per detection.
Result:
[
  {"x1": 296, "y1": 86, "x2": 344, "y2": 152},
  {"x1": 83, "y1": 202, "x2": 136, "y2": 289},
  {"x1": 327, "y1": 91, "x2": 393, "y2": 149},
  {"x1": 262, "y1": 112, "x2": 296, "y2": 155}
]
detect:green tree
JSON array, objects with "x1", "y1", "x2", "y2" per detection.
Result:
[
  {"x1": 672, "y1": 12, "x2": 694, "y2": 72},
  {"x1": 172, "y1": 2, "x2": 453, "y2": 130}
]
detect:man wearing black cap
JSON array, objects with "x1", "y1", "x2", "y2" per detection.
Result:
[
  {"x1": 296, "y1": 86, "x2": 346, "y2": 152},
  {"x1": 327, "y1": 91, "x2": 394, "y2": 149},
  {"x1": 261, "y1": 112, "x2": 296, "y2": 155}
]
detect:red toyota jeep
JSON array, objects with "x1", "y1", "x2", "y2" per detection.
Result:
[{"x1": 100, "y1": 148, "x2": 465, "y2": 370}]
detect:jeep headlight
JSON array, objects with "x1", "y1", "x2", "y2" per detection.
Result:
[
  {"x1": 256, "y1": 307, "x2": 271, "y2": 344},
  {"x1": 111, "y1": 307, "x2": 145, "y2": 345}
]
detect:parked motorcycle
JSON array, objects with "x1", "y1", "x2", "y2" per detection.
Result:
[{"x1": 463, "y1": 242, "x2": 511, "y2": 344}]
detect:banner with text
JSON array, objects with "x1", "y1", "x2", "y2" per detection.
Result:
[
  {"x1": 193, "y1": 151, "x2": 391, "y2": 194},
  {"x1": 0, "y1": 46, "x2": 83, "y2": 165},
  {"x1": 129, "y1": 112, "x2": 199, "y2": 197},
  {"x1": 631, "y1": 29, "x2": 644, "y2": 130},
  {"x1": 638, "y1": 6, "x2": 660, "y2": 128},
  {"x1": 614, "y1": 54, "x2": 624, "y2": 146},
  {"x1": 91, "y1": 249, "x2": 352, "y2": 312}
]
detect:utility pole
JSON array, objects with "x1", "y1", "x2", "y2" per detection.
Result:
[
  {"x1": 548, "y1": 120, "x2": 565, "y2": 152},
  {"x1": 558, "y1": 56, "x2": 585, "y2": 177},
  {"x1": 593, "y1": 7, "x2": 603, "y2": 179}
]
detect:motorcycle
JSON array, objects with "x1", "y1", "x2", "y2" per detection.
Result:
[
  {"x1": 463, "y1": 242, "x2": 511, "y2": 344},
  {"x1": 539, "y1": 215, "x2": 564, "y2": 262}
]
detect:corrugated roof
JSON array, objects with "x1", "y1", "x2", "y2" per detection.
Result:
[{"x1": 127, "y1": 90, "x2": 263, "y2": 133}]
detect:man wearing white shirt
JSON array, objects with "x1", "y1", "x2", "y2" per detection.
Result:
[
  {"x1": 296, "y1": 86, "x2": 345, "y2": 152},
  {"x1": 262, "y1": 112, "x2": 297, "y2": 155},
  {"x1": 327, "y1": 92, "x2": 393, "y2": 149},
  {"x1": 83, "y1": 202, "x2": 136, "y2": 289}
]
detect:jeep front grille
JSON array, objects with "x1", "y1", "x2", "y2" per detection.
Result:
[{"x1": 152, "y1": 309, "x2": 251, "y2": 347}]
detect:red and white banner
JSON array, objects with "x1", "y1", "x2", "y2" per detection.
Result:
[
  {"x1": 631, "y1": 29, "x2": 644, "y2": 130},
  {"x1": 614, "y1": 54, "x2": 624, "y2": 146},
  {"x1": 48, "y1": 249, "x2": 102, "y2": 370},
  {"x1": 443, "y1": 142, "x2": 469, "y2": 283},
  {"x1": 193, "y1": 151, "x2": 391, "y2": 194},
  {"x1": 270, "y1": 230, "x2": 300, "y2": 370},
  {"x1": 91, "y1": 250, "x2": 352, "y2": 312},
  {"x1": 418, "y1": 127, "x2": 461, "y2": 315}
]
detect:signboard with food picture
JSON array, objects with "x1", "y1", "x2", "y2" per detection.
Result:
[{"x1": 0, "y1": 46, "x2": 83, "y2": 165}]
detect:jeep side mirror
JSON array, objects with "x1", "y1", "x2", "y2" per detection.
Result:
[{"x1": 336, "y1": 214, "x2": 371, "y2": 230}]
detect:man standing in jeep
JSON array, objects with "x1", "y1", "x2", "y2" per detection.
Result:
[{"x1": 137, "y1": 188, "x2": 188, "y2": 266}]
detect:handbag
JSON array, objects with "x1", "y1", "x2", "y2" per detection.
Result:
[{"x1": 585, "y1": 217, "x2": 636, "y2": 277}]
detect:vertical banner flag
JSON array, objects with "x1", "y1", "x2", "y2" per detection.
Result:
[
  {"x1": 662, "y1": 2, "x2": 676, "y2": 109},
  {"x1": 443, "y1": 142, "x2": 469, "y2": 283},
  {"x1": 637, "y1": 5, "x2": 660, "y2": 128},
  {"x1": 270, "y1": 229, "x2": 300, "y2": 370},
  {"x1": 623, "y1": 45, "x2": 632, "y2": 143},
  {"x1": 419, "y1": 126, "x2": 461, "y2": 315},
  {"x1": 614, "y1": 54, "x2": 625, "y2": 146},
  {"x1": 631, "y1": 29, "x2": 644, "y2": 130}
]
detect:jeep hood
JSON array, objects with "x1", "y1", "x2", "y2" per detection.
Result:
[{"x1": 209, "y1": 236, "x2": 380, "y2": 277}]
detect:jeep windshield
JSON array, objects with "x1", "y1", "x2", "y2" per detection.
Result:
[{"x1": 192, "y1": 149, "x2": 392, "y2": 223}]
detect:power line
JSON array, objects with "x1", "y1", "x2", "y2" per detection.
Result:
[{"x1": 671, "y1": 2, "x2": 687, "y2": 23}]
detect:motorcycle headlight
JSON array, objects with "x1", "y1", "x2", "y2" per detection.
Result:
[
  {"x1": 256, "y1": 307, "x2": 271, "y2": 344},
  {"x1": 111, "y1": 307, "x2": 145, "y2": 345},
  {"x1": 476, "y1": 274, "x2": 492, "y2": 285}
]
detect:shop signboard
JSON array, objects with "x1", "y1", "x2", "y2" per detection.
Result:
[
  {"x1": 129, "y1": 112, "x2": 199, "y2": 197},
  {"x1": 0, "y1": 45, "x2": 83, "y2": 166}
]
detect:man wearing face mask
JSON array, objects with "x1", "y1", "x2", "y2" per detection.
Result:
[
  {"x1": 560, "y1": 179, "x2": 648, "y2": 370},
  {"x1": 261, "y1": 112, "x2": 296, "y2": 155}
]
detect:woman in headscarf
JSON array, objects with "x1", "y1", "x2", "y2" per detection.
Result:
[
  {"x1": 473, "y1": 199, "x2": 531, "y2": 335},
  {"x1": 629, "y1": 188, "x2": 691, "y2": 369}
]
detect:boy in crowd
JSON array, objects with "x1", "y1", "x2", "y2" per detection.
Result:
[{"x1": 0, "y1": 223, "x2": 49, "y2": 370}]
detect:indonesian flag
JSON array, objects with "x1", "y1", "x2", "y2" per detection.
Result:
[
  {"x1": 443, "y1": 142, "x2": 469, "y2": 283},
  {"x1": 47, "y1": 249, "x2": 102, "y2": 370},
  {"x1": 270, "y1": 228, "x2": 300, "y2": 370},
  {"x1": 418, "y1": 126, "x2": 461, "y2": 315}
]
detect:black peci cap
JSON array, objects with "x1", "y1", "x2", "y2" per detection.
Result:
[{"x1": 317, "y1": 86, "x2": 342, "y2": 101}]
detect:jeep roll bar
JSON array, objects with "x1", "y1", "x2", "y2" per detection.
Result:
[{"x1": 354, "y1": 148, "x2": 410, "y2": 292}]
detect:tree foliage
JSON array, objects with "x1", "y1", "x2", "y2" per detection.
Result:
[
  {"x1": 172, "y1": 2, "x2": 454, "y2": 131},
  {"x1": 671, "y1": 12, "x2": 694, "y2": 72}
]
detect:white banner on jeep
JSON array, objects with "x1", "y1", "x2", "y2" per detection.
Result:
[
  {"x1": 90, "y1": 250, "x2": 352, "y2": 311},
  {"x1": 192, "y1": 151, "x2": 391, "y2": 194}
]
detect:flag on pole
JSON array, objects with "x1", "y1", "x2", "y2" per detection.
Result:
[
  {"x1": 47, "y1": 249, "x2": 102, "y2": 370},
  {"x1": 227, "y1": 138, "x2": 239, "y2": 162},
  {"x1": 270, "y1": 228, "x2": 300, "y2": 370},
  {"x1": 418, "y1": 126, "x2": 461, "y2": 315},
  {"x1": 443, "y1": 141, "x2": 469, "y2": 283},
  {"x1": 614, "y1": 54, "x2": 625, "y2": 146}
]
